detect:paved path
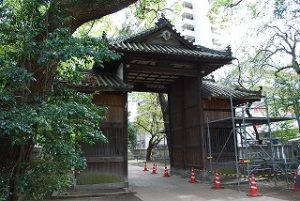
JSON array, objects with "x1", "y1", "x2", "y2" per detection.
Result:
[{"x1": 129, "y1": 164, "x2": 294, "y2": 201}]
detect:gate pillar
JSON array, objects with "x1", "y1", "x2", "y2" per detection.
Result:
[{"x1": 169, "y1": 76, "x2": 206, "y2": 169}]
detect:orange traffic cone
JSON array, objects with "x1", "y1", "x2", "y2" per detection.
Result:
[
  {"x1": 247, "y1": 174, "x2": 261, "y2": 197},
  {"x1": 151, "y1": 163, "x2": 157, "y2": 174},
  {"x1": 143, "y1": 162, "x2": 149, "y2": 171},
  {"x1": 189, "y1": 168, "x2": 197, "y2": 183},
  {"x1": 293, "y1": 170, "x2": 299, "y2": 191},
  {"x1": 211, "y1": 172, "x2": 224, "y2": 189},
  {"x1": 163, "y1": 165, "x2": 170, "y2": 177}
]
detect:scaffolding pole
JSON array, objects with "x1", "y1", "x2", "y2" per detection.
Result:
[
  {"x1": 265, "y1": 97, "x2": 276, "y2": 172},
  {"x1": 207, "y1": 117, "x2": 213, "y2": 172},
  {"x1": 205, "y1": 95, "x2": 292, "y2": 188},
  {"x1": 241, "y1": 107, "x2": 250, "y2": 176},
  {"x1": 230, "y1": 96, "x2": 240, "y2": 189}
]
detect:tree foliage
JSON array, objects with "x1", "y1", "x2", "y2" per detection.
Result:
[
  {"x1": 270, "y1": 74, "x2": 300, "y2": 131},
  {"x1": 134, "y1": 93, "x2": 164, "y2": 161},
  {"x1": 211, "y1": 0, "x2": 300, "y2": 134},
  {"x1": 0, "y1": 0, "x2": 125, "y2": 200},
  {"x1": 75, "y1": 0, "x2": 181, "y2": 40},
  {"x1": 128, "y1": 122, "x2": 138, "y2": 150},
  {"x1": 1, "y1": 0, "x2": 180, "y2": 199}
]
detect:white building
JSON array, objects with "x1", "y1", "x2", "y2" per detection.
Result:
[{"x1": 179, "y1": 0, "x2": 222, "y2": 48}]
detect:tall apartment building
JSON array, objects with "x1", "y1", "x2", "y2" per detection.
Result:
[{"x1": 179, "y1": 0, "x2": 222, "y2": 48}]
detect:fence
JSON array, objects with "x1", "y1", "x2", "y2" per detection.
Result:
[{"x1": 132, "y1": 147, "x2": 170, "y2": 162}]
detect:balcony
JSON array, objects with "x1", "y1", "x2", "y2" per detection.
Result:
[
  {"x1": 181, "y1": 18, "x2": 194, "y2": 30},
  {"x1": 212, "y1": 38, "x2": 222, "y2": 47},
  {"x1": 183, "y1": 1, "x2": 193, "y2": 9},
  {"x1": 183, "y1": 0, "x2": 193, "y2": 5},
  {"x1": 182, "y1": 13, "x2": 193, "y2": 20},
  {"x1": 182, "y1": 7, "x2": 193, "y2": 16},
  {"x1": 181, "y1": 29, "x2": 195, "y2": 42},
  {"x1": 184, "y1": 35, "x2": 195, "y2": 43}
]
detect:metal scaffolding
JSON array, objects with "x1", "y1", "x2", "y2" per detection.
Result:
[{"x1": 206, "y1": 96, "x2": 295, "y2": 187}]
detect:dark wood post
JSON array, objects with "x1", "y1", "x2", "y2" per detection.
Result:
[
  {"x1": 123, "y1": 92, "x2": 128, "y2": 187},
  {"x1": 198, "y1": 77, "x2": 207, "y2": 169}
]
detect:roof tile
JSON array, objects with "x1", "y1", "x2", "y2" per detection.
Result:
[
  {"x1": 69, "y1": 72, "x2": 133, "y2": 92},
  {"x1": 202, "y1": 81, "x2": 261, "y2": 99},
  {"x1": 110, "y1": 42, "x2": 230, "y2": 60}
]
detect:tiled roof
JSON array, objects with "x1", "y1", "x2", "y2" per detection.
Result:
[
  {"x1": 112, "y1": 15, "x2": 179, "y2": 44},
  {"x1": 110, "y1": 42, "x2": 230, "y2": 60},
  {"x1": 67, "y1": 71, "x2": 133, "y2": 92},
  {"x1": 202, "y1": 81, "x2": 261, "y2": 99},
  {"x1": 110, "y1": 16, "x2": 232, "y2": 60}
]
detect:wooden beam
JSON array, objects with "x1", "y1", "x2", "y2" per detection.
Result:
[
  {"x1": 123, "y1": 93, "x2": 128, "y2": 185},
  {"x1": 198, "y1": 78, "x2": 207, "y2": 169},
  {"x1": 126, "y1": 64, "x2": 201, "y2": 77},
  {"x1": 86, "y1": 156, "x2": 124, "y2": 163},
  {"x1": 132, "y1": 85, "x2": 168, "y2": 93},
  {"x1": 167, "y1": 90, "x2": 174, "y2": 167},
  {"x1": 182, "y1": 79, "x2": 187, "y2": 168},
  {"x1": 123, "y1": 52, "x2": 232, "y2": 65}
]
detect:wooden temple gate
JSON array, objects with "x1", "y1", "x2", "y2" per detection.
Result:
[{"x1": 73, "y1": 16, "x2": 261, "y2": 189}]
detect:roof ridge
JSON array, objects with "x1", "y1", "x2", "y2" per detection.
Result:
[
  {"x1": 196, "y1": 45, "x2": 232, "y2": 57},
  {"x1": 234, "y1": 86, "x2": 263, "y2": 95},
  {"x1": 109, "y1": 42, "x2": 231, "y2": 60},
  {"x1": 109, "y1": 16, "x2": 232, "y2": 57},
  {"x1": 110, "y1": 15, "x2": 197, "y2": 49},
  {"x1": 202, "y1": 81, "x2": 262, "y2": 97}
]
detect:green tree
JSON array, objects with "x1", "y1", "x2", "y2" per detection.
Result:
[
  {"x1": 75, "y1": 0, "x2": 181, "y2": 39},
  {"x1": 271, "y1": 74, "x2": 300, "y2": 131},
  {"x1": 135, "y1": 93, "x2": 164, "y2": 161},
  {"x1": 0, "y1": 0, "x2": 137, "y2": 200},
  {"x1": 0, "y1": 0, "x2": 178, "y2": 200},
  {"x1": 211, "y1": 0, "x2": 300, "y2": 134},
  {"x1": 128, "y1": 122, "x2": 138, "y2": 150}
]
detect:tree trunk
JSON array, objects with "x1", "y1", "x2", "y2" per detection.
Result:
[
  {"x1": 158, "y1": 93, "x2": 171, "y2": 160},
  {"x1": 145, "y1": 135, "x2": 161, "y2": 162},
  {"x1": 246, "y1": 103, "x2": 261, "y2": 143},
  {"x1": 146, "y1": 136, "x2": 154, "y2": 162},
  {"x1": 27, "y1": 0, "x2": 139, "y2": 100},
  {"x1": 146, "y1": 143, "x2": 154, "y2": 162},
  {"x1": 8, "y1": 143, "x2": 33, "y2": 201},
  {"x1": 294, "y1": 105, "x2": 300, "y2": 132},
  {"x1": 51, "y1": 0, "x2": 138, "y2": 32}
]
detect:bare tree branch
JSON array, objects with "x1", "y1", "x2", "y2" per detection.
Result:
[
  {"x1": 227, "y1": 0, "x2": 245, "y2": 8},
  {"x1": 135, "y1": 121, "x2": 153, "y2": 135}
]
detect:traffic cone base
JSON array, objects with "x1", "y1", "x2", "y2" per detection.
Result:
[
  {"x1": 163, "y1": 166, "x2": 170, "y2": 177},
  {"x1": 151, "y1": 163, "x2": 158, "y2": 174},
  {"x1": 211, "y1": 186, "x2": 224, "y2": 189},
  {"x1": 247, "y1": 174, "x2": 261, "y2": 197},
  {"x1": 211, "y1": 173, "x2": 224, "y2": 189},
  {"x1": 143, "y1": 162, "x2": 149, "y2": 171},
  {"x1": 189, "y1": 168, "x2": 197, "y2": 183},
  {"x1": 247, "y1": 193, "x2": 262, "y2": 197}
]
